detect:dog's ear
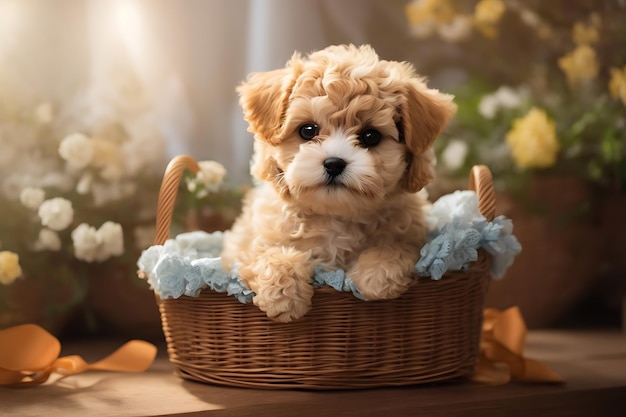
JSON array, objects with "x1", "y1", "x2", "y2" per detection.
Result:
[
  {"x1": 237, "y1": 55, "x2": 303, "y2": 145},
  {"x1": 400, "y1": 79, "x2": 456, "y2": 193}
]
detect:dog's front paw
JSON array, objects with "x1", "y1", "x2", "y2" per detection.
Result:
[
  {"x1": 348, "y1": 247, "x2": 415, "y2": 300},
  {"x1": 253, "y1": 285, "x2": 313, "y2": 323},
  {"x1": 241, "y1": 246, "x2": 315, "y2": 323}
]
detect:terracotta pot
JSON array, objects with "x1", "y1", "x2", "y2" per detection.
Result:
[{"x1": 485, "y1": 176, "x2": 603, "y2": 328}]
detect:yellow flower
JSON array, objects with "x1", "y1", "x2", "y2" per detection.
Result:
[
  {"x1": 406, "y1": 0, "x2": 455, "y2": 26},
  {"x1": 609, "y1": 66, "x2": 626, "y2": 105},
  {"x1": 474, "y1": 0, "x2": 505, "y2": 24},
  {"x1": 473, "y1": 0, "x2": 505, "y2": 39},
  {"x1": 506, "y1": 108, "x2": 560, "y2": 169},
  {"x1": 572, "y1": 22, "x2": 600, "y2": 45},
  {"x1": 91, "y1": 138, "x2": 125, "y2": 182},
  {"x1": 558, "y1": 45, "x2": 599, "y2": 87},
  {"x1": 0, "y1": 251, "x2": 23, "y2": 285},
  {"x1": 91, "y1": 138, "x2": 121, "y2": 169}
]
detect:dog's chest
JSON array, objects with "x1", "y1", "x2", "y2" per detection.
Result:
[
  {"x1": 281, "y1": 215, "x2": 384, "y2": 270},
  {"x1": 252, "y1": 185, "x2": 423, "y2": 270}
]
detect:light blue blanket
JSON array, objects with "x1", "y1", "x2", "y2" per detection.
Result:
[{"x1": 137, "y1": 191, "x2": 521, "y2": 302}]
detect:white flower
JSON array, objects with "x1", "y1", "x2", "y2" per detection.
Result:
[
  {"x1": 197, "y1": 161, "x2": 226, "y2": 190},
  {"x1": 34, "y1": 102, "x2": 54, "y2": 124},
  {"x1": 441, "y1": 140, "x2": 469, "y2": 170},
  {"x1": 76, "y1": 173, "x2": 93, "y2": 195},
  {"x1": 72, "y1": 223, "x2": 101, "y2": 262},
  {"x1": 34, "y1": 228, "x2": 62, "y2": 251},
  {"x1": 187, "y1": 161, "x2": 226, "y2": 197},
  {"x1": 38, "y1": 197, "x2": 74, "y2": 231},
  {"x1": 438, "y1": 16, "x2": 473, "y2": 42},
  {"x1": 20, "y1": 187, "x2": 46, "y2": 210},
  {"x1": 186, "y1": 179, "x2": 198, "y2": 193},
  {"x1": 71, "y1": 222, "x2": 124, "y2": 262},
  {"x1": 478, "y1": 94, "x2": 498, "y2": 119},
  {"x1": 59, "y1": 133, "x2": 94, "y2": 170},
  {"x1": 98, "y1": 221, "x2": 124, "y2": 258},
  {"x1": 495, "y1": 86, "x2": 526, "y2": 108},
  {"x1": 478, "y1": 86, "x2": 528, "y2": 119}
]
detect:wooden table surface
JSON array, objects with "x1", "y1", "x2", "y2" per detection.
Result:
[{"x1": 1, "y1": 330, "x2": 625, "y2": 417}]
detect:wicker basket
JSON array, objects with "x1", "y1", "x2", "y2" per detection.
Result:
[{"x1": 145, "y1": 155, "x2": 496, "y2": 390}]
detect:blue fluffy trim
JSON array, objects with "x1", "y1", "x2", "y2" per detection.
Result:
[{"x1": 137, "y1": 191, "x2": 521, "y2": 301}]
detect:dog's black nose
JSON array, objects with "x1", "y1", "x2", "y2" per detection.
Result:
[{"x1": 323, "y1": 157, "x2": 347, "y2": 177}]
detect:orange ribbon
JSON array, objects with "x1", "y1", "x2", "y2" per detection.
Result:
[
  {"x1": 473, "y1": 306, "x2": 564, "y2": 385},
  {"x1": 0, "y1": 324, "x2": 157, "y2": 387}
]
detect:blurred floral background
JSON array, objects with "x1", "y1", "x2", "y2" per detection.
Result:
[
  {"x1": 406, "y1": 0, "x2": 625, "y2": 191},
  {"x1": 405, "y1": 0, "x2": 626, "y2": 327},
  {"x1": 0, "y1": 64, "x2": 165, "y2": 332},
  {"x1": 0, "y1": 66, "x2": 240, "y2": 337},
  {"x1": 0, "y1": 0, "x2": 624, "y2": 337}
]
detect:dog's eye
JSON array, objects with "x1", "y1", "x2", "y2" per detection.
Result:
[
  {"x1": 359, "y1": 129, "x2": 382, "y2": 148},
  {"x1": 298, "y1": 123, "x2": 319, "y2": 140}
]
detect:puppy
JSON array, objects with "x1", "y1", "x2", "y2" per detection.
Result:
[{"x1": 222, "y1": 45, "x2": 456, "y2": 322}]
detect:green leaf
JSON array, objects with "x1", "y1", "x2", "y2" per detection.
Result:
[
  {"x1": 601, "y1": 128, "x2": 621, "y2": 163},
  {"x1": 568, "y1": 111, "x2": 597, "y2": 138}
]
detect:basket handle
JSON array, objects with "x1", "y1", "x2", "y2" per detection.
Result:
[
  {"x1": 153, "y1": 155, "x2": 200, "y2": 245},
  {"x1": 468, "y1": 165, "x2": 495, "y2": 221}
]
